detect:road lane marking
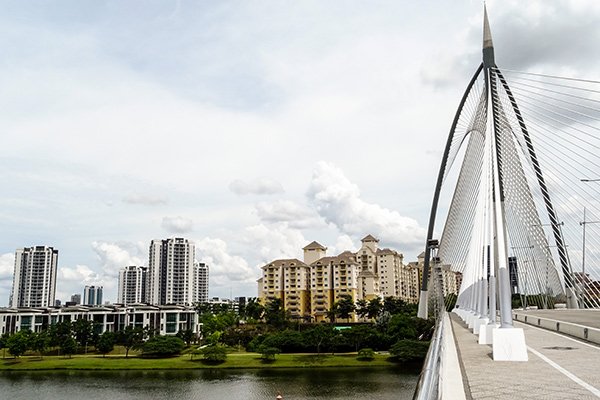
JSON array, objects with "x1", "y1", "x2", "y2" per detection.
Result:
[
  {"x1": 515, "y1": 320, "x2": 600, "y2": 350},
  {"x1": 527, "y1": 346, "x2": 600, "y2": 398}
]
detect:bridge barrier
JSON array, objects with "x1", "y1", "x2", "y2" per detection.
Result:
[
  {"x1": 413, "y1": 311, "x2": 466, "y2": 400},
  {"x1": 513, "y1": 312, "x2": 600, "y2": 345}
]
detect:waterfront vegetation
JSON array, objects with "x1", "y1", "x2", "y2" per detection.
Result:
[{"x1": 0, "y1": 296, "x2": 434, "y2": 371}]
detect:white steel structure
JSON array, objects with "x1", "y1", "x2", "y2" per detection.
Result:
[{"x1": 10, "y1": 246, "x2": 58, "y2": 308}]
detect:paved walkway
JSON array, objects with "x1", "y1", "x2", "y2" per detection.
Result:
[
  {"x1": 451, "y1": 313, "x2": 600, "y2": 399},
  {"x1": 516, "y1": 309, "x2": 600, "y2": 329}
]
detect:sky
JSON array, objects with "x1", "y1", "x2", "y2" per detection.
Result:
[{"x1": 1, "y1": 0, "x2": 599, "y2": 305}]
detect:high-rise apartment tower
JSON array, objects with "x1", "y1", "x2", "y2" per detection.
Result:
[
  {"x1": 148, "y1": 238, "x2": 196, "y2": 306},
  {"x1": 83, "y1": 285, "x2": 103, "y2": 306},
  {"x1": 10, "y1": 246, "x2": 58, "y2": 308},
  {"x1": 118, "y1": 265, "x2": 148, "y2": 305}
]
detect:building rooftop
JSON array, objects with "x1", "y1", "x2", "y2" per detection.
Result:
[
  {"x1": 361, "y1": 234, "x2": 379, "y2": 242},
  {"x1": 303, "y1": 241, "x2": 327, "y2": 251},
  {"x1": 262, "y1": 258, "x2": 308, "y2": 269},
  {"x1": 310, "y1": 253, "x2": 357, "y2": 266}
]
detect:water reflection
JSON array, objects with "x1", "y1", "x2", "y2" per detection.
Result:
[{"x1": 1, "y1": 367, "x2": 418, "y2": 400}]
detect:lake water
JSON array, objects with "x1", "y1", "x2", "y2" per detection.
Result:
[{"x1": 0, "y1": 367, "x2": 418, "y2": 399}]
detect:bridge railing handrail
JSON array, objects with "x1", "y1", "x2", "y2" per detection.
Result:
[{"x1": 412, "y1": 311, "x2": 444, "y2": 400}]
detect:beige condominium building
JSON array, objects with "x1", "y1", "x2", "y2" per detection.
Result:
[{"x1": 259, "y1": 234, "x2": 431, "y2": 323}]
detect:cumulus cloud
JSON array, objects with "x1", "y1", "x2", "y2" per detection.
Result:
[
  {"x1": 243, "y1": 222, "x2": 307, "y2": 263},
  {"x1": 195, "y1": 237, "x2": 255, "y2": 285},
  {"x1": 161, "y1": 216, "x2": 193, "y2": 233},
  {"x1": 122, "y1": 193, "x2": 168, "y2": 206},
  {"x1": 229, "y1": 178, "x2": 284, "y2": 195},
  {"x1": 255, "y1": 200, "x2": 324, "y2": 229},
  {"x1": 91, "y1": 241, "x2": 144, "y2": 276},
  {"x1": 329, "y1": 234, "x2": 358, "y2": 255},
  {"x1": 0, "y1": 253, "x2": 15, "y2": 280},
  {"x1": 59, "y1": 264, "x2": 100, "y2": 283},
  {"x1": 307, "y1": 161, "x2": 426, "y2": 248}
]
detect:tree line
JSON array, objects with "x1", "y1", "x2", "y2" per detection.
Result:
[
  {"x1": 0, "y1": 320, "x2": 191, "y2": 359},
  {"x1": 196, "y1": 296, "x2": 434, "y2": 363}
]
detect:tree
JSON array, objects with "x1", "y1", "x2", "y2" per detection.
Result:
[
  {"x1": 6, "y1": 330, "x2": 30, "y2": 358},
  {"x1": 96, "y1": 332, "x2": 115, "y2": 357},
  {"x1": 258, "y1": 345, "x2": 280, "y2": 361},
  {"x1": 383, "y1": 297, "x2": 411, "y2": 316},
  {"x1": 343, "y1": 325, "x2": 377, "y2": 352},
  {"x1": 73, "y1": 319, "x2": 94, "y2": 354},
  {"x1": 195, "y1": 302, "x2": 212, "y2": 316},
  {"x1": 48, "y1": 321, "x2": 73, "y2": 355},
  {"x1": 366, "y1": 298, "x2": 383, "y2": 319},
  {"x1": 387, "y1": 314, "x2": 417, "y2": 340},
  {"x1": 264, "y1": 298, "x2": 288, "y2": 328},
  {"x1": 355, "y1": 299, "x2": 369, "y2": 320},
  {"x1": 61, "y1": 337, "x2": 78, "y2": 358},
  {"x1": 142, "y1": 335, "x2": 185, "y2": 358},
  {"x1": 0, "y1": 333, "x2": 8, "y2": 359},
  {"x1": 201, "y1": 312, "x2": 237, "y2": 340},
  {"x1": 333, "y1": 295, "x2": 355, "y2": 322},
  {"x1": 389, "y1": 339, "x2": 430, "y2": 363},
  {"x1": 176, "y1": 329, "x2": 195, "y2": 346},
  {"x1": 30, "y1": 331, "x2": 50, "y2": 358},
  {"x1": 199, "y1": 344, "x2": 228, "y2": 363},
  {"x1": 244, "y1": 297, "x2": 264, "y2": 321},
  {"x1": 117, "y1": 326, "x2": 146, "y2": 358},
  {"x1": 304, "y1": 325, "x2": 334, "y2": 355}
]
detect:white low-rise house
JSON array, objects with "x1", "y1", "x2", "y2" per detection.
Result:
[{"x1": 0, "y1": 304, "x2": 200, "y2": 336}]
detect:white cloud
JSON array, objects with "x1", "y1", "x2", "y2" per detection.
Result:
[
  {"x1": 0, "y1": 253, "x2": 14, "y2": 280},
  {"x1": 59, "y1": 264, "x2": 99, "y2": 283},
  {"x1": 229, "y1": 178, "x2": 284, "y2": 196},
  {"x1": 161, "y1": 216, "x2": 193, "y2": 233},
  {"x1": 122, "y1": 193, "x2": 168, "y2": 206},
  {"x1": 307, "y1": 161, "x2": 426, "y2": 248},
  {"x1": 91, "y1": 241, "x2": 144, "y2": 277},
  {"x1": 195, "y1": 237, "x2": 255, "y2": 285},
  {"x1": 255, "y1": 200, "x2": 324, "y2": 229},
  {"x1": 242, "y1": 222, "x2": 307, "y2": 263},
  {"x1": 329, "y1": 235, "x2": 358, "y2": 255}
]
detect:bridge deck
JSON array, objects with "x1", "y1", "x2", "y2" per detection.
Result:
[
  {"x1": 516, "y1": 309, "x2": 600, "y2": 329},
  {"x1": 451, "y1": 313, "x2": 600, "y2": 399}
]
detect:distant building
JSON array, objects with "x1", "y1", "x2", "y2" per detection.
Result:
[
  {"x1": 54, "y1": 299, "x2": 61, "y2": 307},
  {"x1": 83, "y1": 285, "x2": 103, "y2": 306},
  {"x1": 148, "y1": 238, "x2": 195, "y2": 306},
  {"x1": 194, "y1": 261, "x2": 209, "y2": 304},
  {"x1": 70, "y1": 294, "x2": 81, "y2": 305},
  {"x1": 118, "y1": 266, "x2": 148, "y2": 305},
  {"x1": 0, "y1": 304, "x2": 199, "y2": 336},
  {"x1": 10, "y1": 246, "x2": 58, "y2": 308},
  {"x1": 258, "y1": 234, "x2": 426, "y2": 323}
]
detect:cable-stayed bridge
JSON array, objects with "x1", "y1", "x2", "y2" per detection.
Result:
[{"x1": 413, "y1": 7, "x2": 600, "y2": 400}]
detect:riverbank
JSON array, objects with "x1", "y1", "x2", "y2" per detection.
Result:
[{"x1": 0, "y1": 352, "x2": 407, "y2": 371}]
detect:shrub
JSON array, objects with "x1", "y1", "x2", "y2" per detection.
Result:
[
  {"x1": 258, "y1": 345, "x2": 280, "y2": 361},
  {"x1": 357, "y1": 348, "x2": 375, "y2": 361},
  {"x1": 389, "y1": 340, "x2": 430, "y2": 363},
  {"x1": 142, "y1": 335, "x2": 185, "y2": 358},
  {"x1": 199, "y1": 344, "x2": 228, "y2": 363}
]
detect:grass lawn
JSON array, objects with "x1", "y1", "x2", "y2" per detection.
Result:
[{"x1": 0, "y1": 350, "x2": 399, "y2": 371}]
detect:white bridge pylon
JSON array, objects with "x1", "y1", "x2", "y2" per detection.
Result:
[{"x1": 419, "y1": 7, "x2": 578, "y2": 362}]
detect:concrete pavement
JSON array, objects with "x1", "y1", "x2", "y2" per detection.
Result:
[{"x1": 451, "y1": 313, "x2": 600, "y2": 399}]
